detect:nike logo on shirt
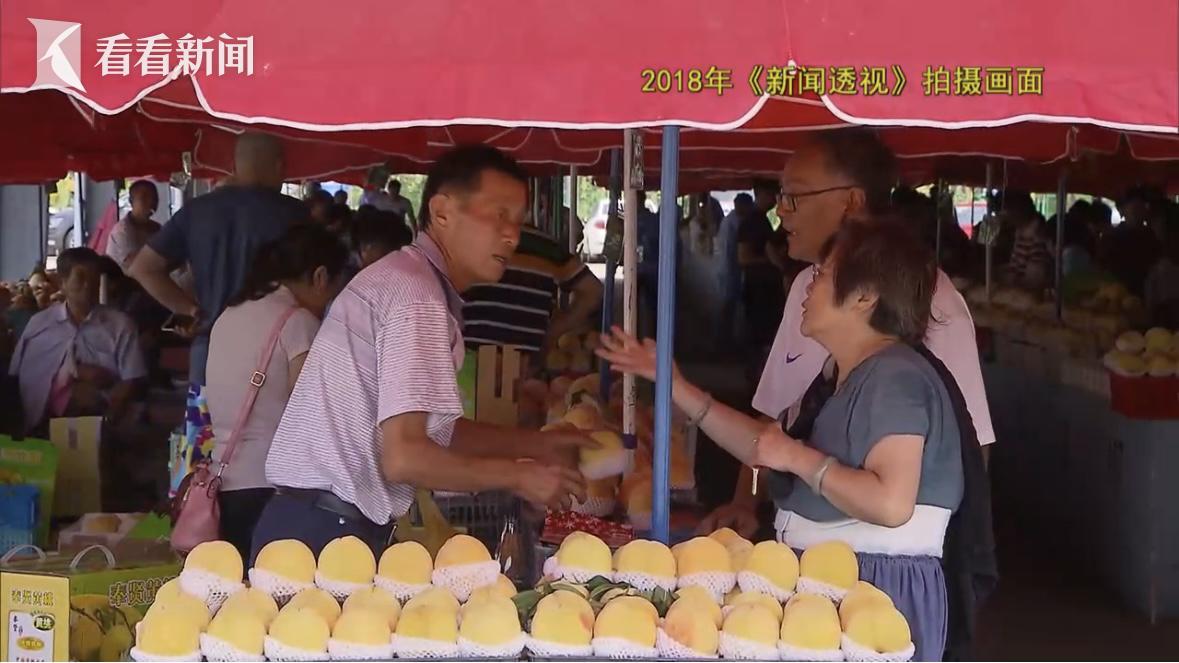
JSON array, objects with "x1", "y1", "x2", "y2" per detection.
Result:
[{"x1": 786, "y1": 353, "x2": 802, "y2": 363}]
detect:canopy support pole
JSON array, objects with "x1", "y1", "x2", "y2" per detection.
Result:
[
  {"x1": 601, "y1": 149, "x2": 622, "y2": 404},
  {"x1": 568, "y1": 166, "x2": 580, "y2": 255},
  {"x1": 984, "y1": 162, "x2": 995, "y2": 300},
  {"x1": 550, "y1": 177, "x2": 563, "y2": 242},
  {"x1": 652, "y1": 126, "x2": 680, "y2": 544},
  {"x1": 935, "y1": 179, "x2": 945, "y2": 268},
  {"x1": 622, "y1": 131, "x2": 642, "y2": 455},
  {"x1": 1055, "y1": 169, "x2": 1068, "y2": 321}
]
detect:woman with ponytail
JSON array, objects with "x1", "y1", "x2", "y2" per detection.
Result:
[{"x1": 204, "y1": 225, "x2": 349, "y2": 559}]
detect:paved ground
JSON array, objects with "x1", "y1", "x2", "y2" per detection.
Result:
[{"x1": 974, "y1": 482, "x2": 1179, "y2": 660}]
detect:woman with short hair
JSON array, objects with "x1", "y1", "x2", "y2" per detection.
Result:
[{"x1": 599, "y1": 219, "x2": 962, "y2": 661}]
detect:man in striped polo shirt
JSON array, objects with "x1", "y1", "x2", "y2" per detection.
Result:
[
  {"x1": 463, "y1": 223, "x2": 603, "y2": 357},
  {"x1": 251, "y1": 146, "x2": 589, "y2": 559}
]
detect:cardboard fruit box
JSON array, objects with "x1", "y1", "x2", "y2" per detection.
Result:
[
  {"x1": 57, "y1": 513, "x2": 174, "y2": 561},
  {"x1": 1, "y1": 545, "x2": 180, "y2": 661}
]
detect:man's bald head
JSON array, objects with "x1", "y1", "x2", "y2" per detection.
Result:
[{"x1": 234, "y1": 132, "x2": 285, "y2": 189}]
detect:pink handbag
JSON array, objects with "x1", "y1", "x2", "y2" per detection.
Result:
[{"x1": 171, "y1": 306, "x2": 300, "y2": 554}]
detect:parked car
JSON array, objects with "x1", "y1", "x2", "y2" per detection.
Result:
[
  {"x1": 581, "y1": 200, "x2": 612, "y2": 259},
  {"x1": 580, "y1": 198, "x2": 666, "y2": 260},
  {"x1": 47, "y1": 207, "x2": 78, "y2": 256}
]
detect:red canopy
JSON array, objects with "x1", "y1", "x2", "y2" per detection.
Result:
[
  {"x1": 1, "y1": 0, "x2": 789, "y2": 129},
  {"x1": 3, "y1": 0, "x2": 1174, "y2": 132},
  {"x1": 2, "y1": 1, "x2": 1176, "y2": 188}
]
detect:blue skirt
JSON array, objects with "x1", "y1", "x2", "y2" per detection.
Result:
[{"x1": 857, "y1": 552, "x2": 947, "y2": 662}]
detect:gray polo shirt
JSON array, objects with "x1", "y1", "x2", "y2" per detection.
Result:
[{"x1": 773, "y1": 343, "x2": 963, "y2": 522}]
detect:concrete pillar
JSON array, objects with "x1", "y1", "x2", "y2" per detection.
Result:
[
  {"x1": 81, "y1": 175, "x2": 117, "y2": 243},
  {"x1": 0, "y1": 185, "x2": 48, "y2": 281}
]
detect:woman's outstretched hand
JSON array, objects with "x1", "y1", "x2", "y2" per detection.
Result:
[
  {"x1": 753, "y1": 421, "x2": 803, "y2": 473},
  {"x1": 595, "y1": 326, "x2": 671, "y2": 383}
]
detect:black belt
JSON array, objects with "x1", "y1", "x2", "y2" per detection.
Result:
[{"x1": 276, "y1": 487, "x2": 369, "y2": 523}]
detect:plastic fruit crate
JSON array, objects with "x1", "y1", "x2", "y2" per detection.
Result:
[{"x1": 0, "y1": 484, "x2": 40, "y2": 557}]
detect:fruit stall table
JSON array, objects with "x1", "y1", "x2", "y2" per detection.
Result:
[{"x1": 982, "y1": 336, "x2": 1179, "y2": 622}]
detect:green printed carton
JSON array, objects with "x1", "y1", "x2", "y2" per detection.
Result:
[
  {"x1": 0, "y1": 437, "x2": 58, "y2": 548},
  {"x1": 1, "y1": 546, "x2": 180, "y2": 661}
]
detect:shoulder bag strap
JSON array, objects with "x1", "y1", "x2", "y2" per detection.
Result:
[{"x1": 217, "y1": 305, "x2": 301, "y2": 471}]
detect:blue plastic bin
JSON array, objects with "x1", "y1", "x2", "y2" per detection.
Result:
[{"x1": 0, "y1": 484, "x2": 40, "y2": 557}]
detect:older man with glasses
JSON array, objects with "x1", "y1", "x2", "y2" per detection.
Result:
[{"x1": 701, "y1": 128, "x2": 995, "y2": 538}]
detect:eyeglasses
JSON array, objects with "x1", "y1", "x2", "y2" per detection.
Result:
[{"x1": 777, "y1": 185, "x2": 856, "y2": 213}]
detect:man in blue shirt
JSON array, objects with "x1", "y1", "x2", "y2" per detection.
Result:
[{"x1": 129, "y1": 132, "x2": 307, "y2": 463}]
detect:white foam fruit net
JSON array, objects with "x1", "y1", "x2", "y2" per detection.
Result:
[
  {"x1": 841, "y1": 635, "x2": 915, "y2": 662},
  {"x1": 541, "y1": 555, "x2": 559, "y2": 580},
  {"x1": 592, "y1": 636, "x2": 660, "y2": 660},
  {"x1": 198, "y1": 633, "x2": 265, "y2": 662},
  {"x1": 551, "y1": 560, "x2": 613, "y2": 584},
  {"x1": 656, "y1": 627, "x2": 719, "y2": 660},
  {"x1": 179, "y1": 568, "x2": 243, "y2": 612},
  {"x1": 676, "y1": 571, "x2": 736, "y2": 602},
  {"x1": 431, "y1": 560, "x2": 500, "y2": 603},
  {"x1": 247, "y1": 567, "x2": 313, "y2": 604},
  {"x1": 326, "y1": 638, "x2": 396, "y2": 661},
  {"x1": 526, "y1": 636, "x2": 595, "y2": 658},
  {"x1": 314, "y1": 572, "x2": 372, "y2": 602},
  {"x1": 373, "y1": 575, "x2": 432, "y2": 602},
  {"x1": 389, "y1": 634, "x2": 460, "y2": 659},
  {"x1": 613, "y1": 570, "x2": 677, "y2": 592},
  {"x1": 796, "y1": 577, "x2": 850, "y2": 604},
  {"x1": 718, "y1": 632, "x2": 782, "y2": 661},
  {"x1": 458, "y1": 633, "x2": 527, "y2": 658},
  {"x1": 572, "y1": 495, "x2": 617, "y2": 517},
  {"x1": 128, "y1": 647, "x2": 202, "y2": 663},
  {"x1": 737, "y1": 570, "x2": 795, "y2": 603},
  {"x1": 779, "y1": 641, "x2": 845, "y2": 662},
  {"x1": 262, "y1": 637, "x2": 326, "y2": 662}
]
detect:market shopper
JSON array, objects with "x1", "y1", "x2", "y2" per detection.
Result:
[
  {"x1": 599, "y1": 220, "x2": 963, "y2": 662},
  {"x1": 702, "y1": 128, "x2": 996, "y2": 539},
  {"x1": 386, "y1": 178, "x2": 419, "y2": 233},
  {"x1": 250, "y1": 146, "x2": 590, "y2": 560},
  {"x1": 204, "y1": 225, "x2": 349, "y2": 561},
  {"x1": 106, "y1": 180, "x2": 162, "y2": 272},
  {"x1": 129, "y1": 132, "x2": 306, "y2": 468},
  {"x1": 738, "y1": 179, "x2": 788, "y2": 351},
  {"x1": 351, "y1": 207, "x2": 412, "y2": 270},
  {"x1": 9, "y1": 248, "x2": 146, "y2": 435}
]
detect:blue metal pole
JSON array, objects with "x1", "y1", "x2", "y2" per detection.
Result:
[
  {"x1": 652, "y1": 126, "x2": 680, "y2": 544},
  {"x1": 600, "y1": 149, "x2": 622, "y2": 404}
]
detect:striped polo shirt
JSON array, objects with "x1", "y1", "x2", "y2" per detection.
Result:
[
  {"x1": 463, "y1": 226, "x2": 590, "y2": 352},
  {"x1": 265, "y1": 233, "x2": 465, "y2": 525}
]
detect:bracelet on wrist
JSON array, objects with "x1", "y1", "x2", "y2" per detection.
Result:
[
  {"x1": 809, "y1": 455, "x2": 836, "y2": 495},
  {"x1": 688, "y1": 392, "x2": 714, "y2": 427}
]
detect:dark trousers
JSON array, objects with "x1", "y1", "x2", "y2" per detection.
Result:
[
  {"x1": 249, "y1": 490, "x2": 394, "y2": 567},
  {"x1": 218, "y1": 488, "x2": 274, "y2": 563},
  {"x1": 742, "y1": 268, "x2": 785, "y2": 348}
]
